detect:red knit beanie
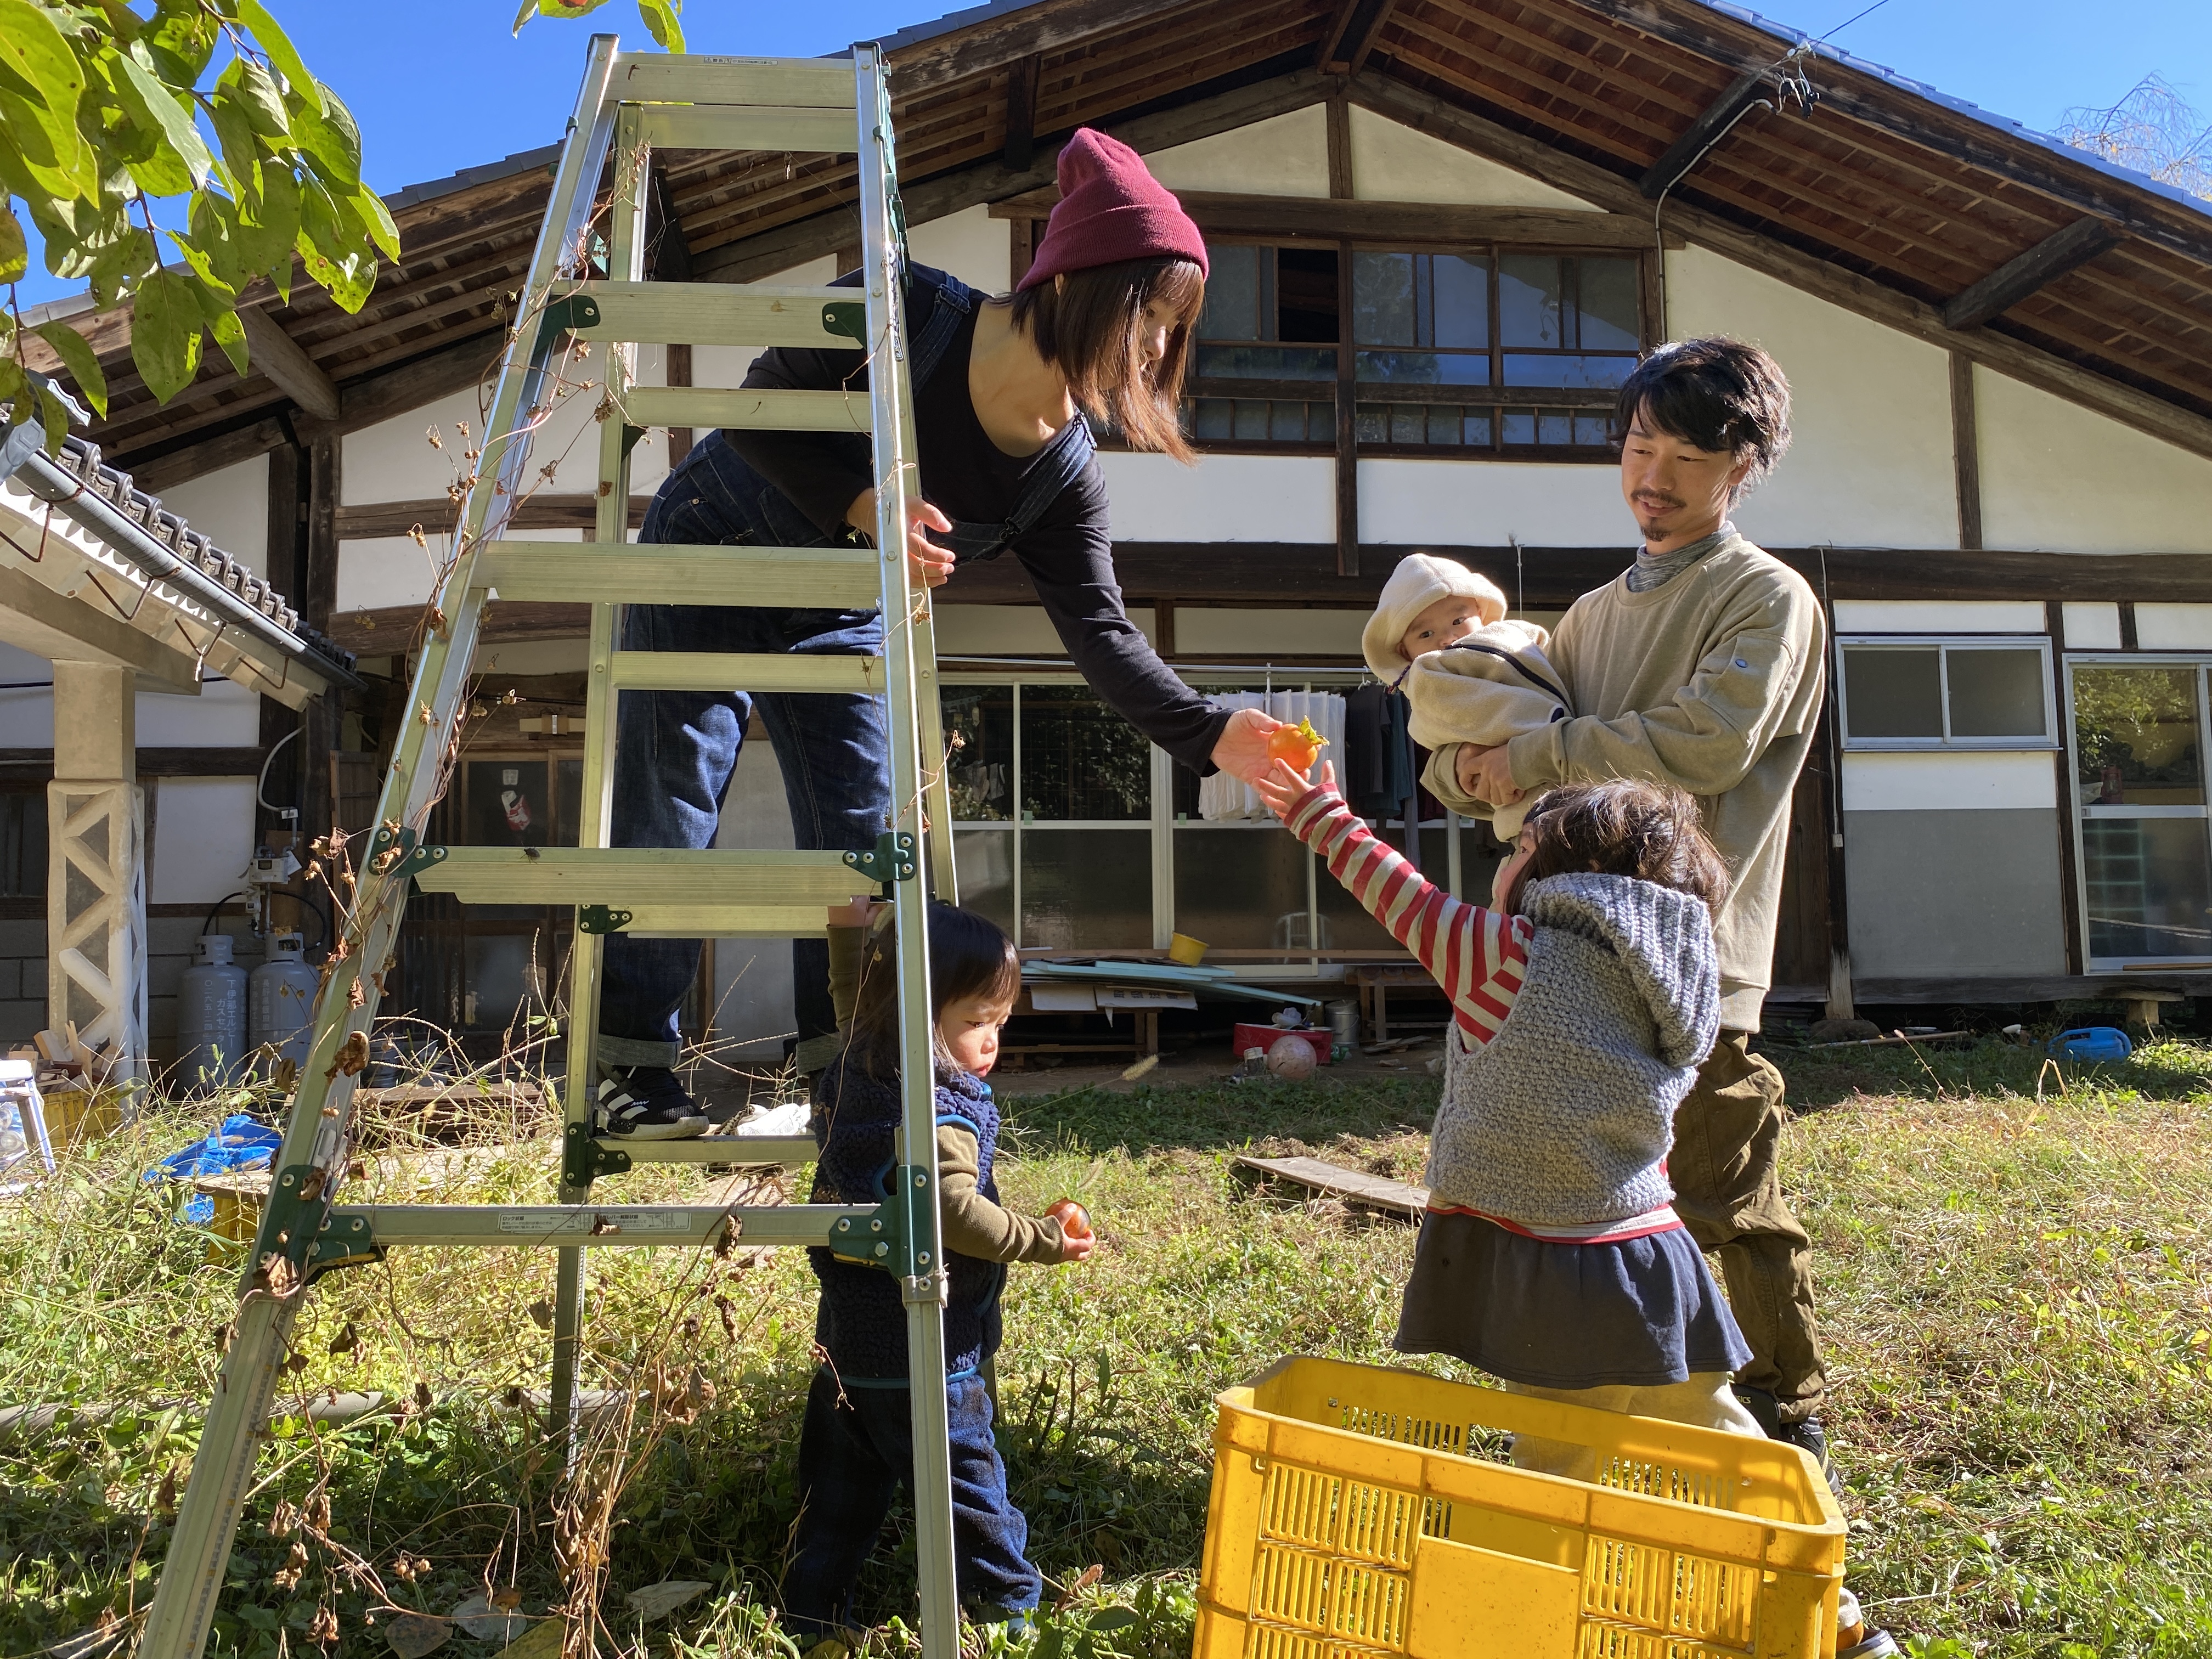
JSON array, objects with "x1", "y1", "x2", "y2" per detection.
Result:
[{"x1": 1017, "y1": 128, "x2": 1209, "y2": 291}]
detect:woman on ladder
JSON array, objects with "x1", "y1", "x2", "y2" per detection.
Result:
[{"x1": 595, "y1": 128, "x2": 1282, "y2": 1138}]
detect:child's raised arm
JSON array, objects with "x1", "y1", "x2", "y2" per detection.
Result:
[{"x1": 1254, "y1": 760, "x2": 1528, "y2": 1040}]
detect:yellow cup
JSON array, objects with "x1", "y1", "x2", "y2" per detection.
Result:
[{"x1": 1167, "y1": 933, "x2": 1208, "y2": 966}]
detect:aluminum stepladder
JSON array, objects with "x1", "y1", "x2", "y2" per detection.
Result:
[{"x1": 142, "y1": 37, "x2": 967, "y2": 1659}]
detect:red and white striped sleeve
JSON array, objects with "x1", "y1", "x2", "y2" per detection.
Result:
[{"x1": 1282, "y1": 787, "x2": 1530, "y2": 1044}]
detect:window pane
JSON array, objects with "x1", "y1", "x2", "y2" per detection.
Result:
[
  {"x1": 1537, "y1": 410, "x2": 1572, "y2": 445},
  {"x1": 1233, "y1": 400, "x2": 1267, "y2": 439},
  {"x1": 1196, "y1": 344, "x2": 1336, "y2": 380},
  {"x1": 1173, "y1": 827, "x2": 1310, "y2": 949},
  {"x1": 1316, "y1": 826, "x2": 1405, "y2": 949},
  {"x1": 1355, "y1": 350, "x2": 1488, "y2": 386},
  {"x1": 1463, "y1": 410, "x2": 1494, "y2": 445},
  {"x1": 1022, "y1": 830, "x2": 1150, "y2": 949},
  {"x1": 1019, "y1": 686, "x2": 1148, "y2": 821},
  {"x1": 2082, "y1": 817, "x2": 2212, "y2": 958},
  {"x1": 1844, "y1": 647, "x2": 1943, "y2": 739},
  {"x1": 2074, "y1": 665, "x2": 2203, "y2": 805},
  {"x1": 1427, "y1": 405, "x2": 1463, "y2": 444},
  {"x1": 1308, "y1": 402, "x2": 1336, "y2": 443},
  {"x1": 1502, "y1": 409, "x2": 1536, "y2": 445},
  {"x1": 1503, "y1": 353, "x2": 1637, "y2": 388},
  {"x1": 1199, "y1": 244, "x2": 1260, "y2": 341},
  {"x1": 1352, "y1": 251, "x2": 1414, "y2": 346},
  {"x1": 1354, "y1": 404, "x2": 1387, "y2": 442},
  {"x1": 465, "y1": 760, "x2": 550, "y2": 846},
  {"x1": 953, "y1": 828, "x2": 1014, "y2": 935},
  {"x1": 1, "y1": 791, "x2": 48, "y2": 898},
  {"x1": 1277, "y1": 247, "x2": 1340, "y2": 343},
  {"x1": 1269, "y1": 402, "x2": 1308, "y2": 441},
  {"x1": 1390, "y1": 404, "x2": 1426, "y2": 443},
  {"x1": 1430, "y1": 255, "x2": 1490, "y2": 349},
  {"x1": 1573, "y1": 412, "x2": 1612, "y2": 447},
  {"x1": 1191, "y1": 398, "x2": 1232, "y2": 439},
  {"x1": 1576, "y1": 257, "x2": 1640, "y2": 351},
  {"x1": 1946, "y1": 648, "x2": 2047, "y2": 738},
  {"x1": 1498, "y1": 255, "x2": 1564, "y2": 347},
  {"x1": 943, "y1": 685, "x2": 1014, "y2": 820}
]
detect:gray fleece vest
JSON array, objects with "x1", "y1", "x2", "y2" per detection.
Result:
[{"x1": 1427, "y1": 872, "x2": 1720, "y2": 1228}]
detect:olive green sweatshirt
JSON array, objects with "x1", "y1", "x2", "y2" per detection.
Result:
[
  {"x1": 1477, "y1": 534, "x2": 1824, "y2": 1030},
  {"x1": 825, "y1": 924, "x2": 1064, "y2": 1265}
]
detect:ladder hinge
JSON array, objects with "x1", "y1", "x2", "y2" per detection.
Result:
[
  {"x1": 830, "y1": 1164, "x2": 936, "y2": 1278},
  {"x1": 306, "y1": 1210, "x2": 383, "y2": 1284},
  {"x1": 620, "y1": 425, "x2": 645, "y2": 460},
  {"x1": 578, "y1": 905, "x2": 633, "y2": 934},
  {"x1": 365, "y1": 823, "x2": 416, "y2": 876},
  {"x1": 842, "y1": 831, "x2": 916, "y2": 885},
  {"x1": 392, "y1": 843, "x2": 449, "y2": 882},
  {"x1": 822, "y1": 301, "x2": 867, "y2": 347},
  {"x1": 563, "y1": 1121, "x2": 631, "y2": 1188},
  {"x1": 536, "y1": 291, "x2": 602, "y2": 358},
  {"x1": 258, "y1": 1163, "x2": 366, "y2": 1287}
]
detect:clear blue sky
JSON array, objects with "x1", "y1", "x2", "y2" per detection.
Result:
[{"x1": 10, "y1": 0, "x2": 2208, "y2": 311}]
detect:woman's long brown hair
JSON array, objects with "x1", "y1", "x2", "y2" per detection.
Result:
[{"x1": 1007, "y1": 256, "x2": 1206, "y2": 462}]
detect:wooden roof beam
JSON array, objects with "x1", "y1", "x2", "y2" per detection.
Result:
[
  {"x1": 1003, "y1": 54, "x2": 1041, "y2": 172},
  {"x1": 1943, "y1": 215, "x2": 2123, "y2": 331},
  {"x1": 1639, "y1": 64, "x2": 1771, "y2": 198},
  {"x1": 238, "y1": 307, "x2": 342, "y2": 420},
  {"x1": 1317, "y1": 0, "x2": 1400, "y2": 76}
]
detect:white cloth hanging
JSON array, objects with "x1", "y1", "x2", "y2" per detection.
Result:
[{"x1": 1198, "y1": 690, "x2": 1347, "y2": 821}]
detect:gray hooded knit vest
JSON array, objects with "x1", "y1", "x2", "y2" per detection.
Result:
[{"x1": 1427, "y1": 872, "x2": 1720, "y2": 1228}]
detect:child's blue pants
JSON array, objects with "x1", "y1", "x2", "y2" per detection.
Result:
[{"x1": 782, "y1": 1365, "x2": 1042, "y2": 1634}]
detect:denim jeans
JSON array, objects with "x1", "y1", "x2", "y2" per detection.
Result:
[
  {"x1": 782, "y1": 1367, "x2": 1042, "y2": 1635},
  {"x1": 596, "y1": 436, "x2": 891, "y2": 1069}
]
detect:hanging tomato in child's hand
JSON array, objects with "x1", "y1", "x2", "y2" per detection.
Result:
[{"x1": 1265, "y1": 718, "x2": 1327, "y2": 774}]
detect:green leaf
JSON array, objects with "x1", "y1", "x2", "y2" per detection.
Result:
[
  {"x1": 514, "y1": 0, "x2": 614, "y2": 34},
  {"x1": 33, "y1": 320, "x2": 110, "y2": 417},
  {"x1": 37, "y1": 382, "x2": 72, "y2": 455},
  {"x1": 0, "y1": 0, "x2": 95, "y2": 194},
  {"x1": 0, "y1": 203, "x2": 24, "y2": 283},
  {"x1": 146, "y1": 0, "x2": 218, "y2": 84},
  {"x1": 208, "y1": 306, "x2": 249, "y2": 376},
  {"x1": 131, "y1": 266, "x2": 204, "y2": 403},
  {"x1": 235, "y1": 0, "x2": 314, "y2": 101},
  {"x1": 1086, "y1": 1610, "x2": 1139, "y2": 1634},
  {"x1": 637, "y1": 0, "x2": 685, "y2": 52},
  {"x1": 188, "y1": 188, "x2": 247, "y2": 292},
  {"x1": 286, "y1": 78, "x2": 359, "y2": 191},
  {"x1": 296, "y1": 174, "x2": 373, "y2": 311},
  {"x1": 112, "y1": 44, "x2": 213, "y2": 189},
  {"x1": 206, "y1": 82, "x2": 265, "y2": 204},
  {"x1": 163, "y1": 228, "x2": 238, "y2": 304},
  {"x1": 0, "y1": 357, "x2": 25, "y2": 408},
  {"x1": 351, "y1": 177, "x2": 398, "y2": 262},
  {"x1": 220, "y1": 58, "x2": 290, "y2": 140},
  {"x1": 234, "y1": 165, "x2": 297, "y2": 282}
]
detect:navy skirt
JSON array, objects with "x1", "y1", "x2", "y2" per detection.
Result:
[{"x1": 1395, "y1": 1210, "x2": 1751, "y2": 1390}]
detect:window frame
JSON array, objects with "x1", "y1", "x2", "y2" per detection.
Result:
[
  {"x1": 2063, "y1": 653, "x2": 2212, "y2": 969},
  {"x1": 1835, "y1": 634, "x2": 2058, "y2": 752},
  {"x1": 1180, "y1": 234, "x2": 1651, "y2": 463}
]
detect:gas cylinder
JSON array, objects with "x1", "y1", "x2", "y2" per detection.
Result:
[
  {"x1": 177, "y1": 934, "x2": 248, "y2": 1092},
  {"x1": 250, "y1": 933, "x2": 318, "y2": 1072}
]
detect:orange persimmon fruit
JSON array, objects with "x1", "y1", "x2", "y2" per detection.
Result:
[
  {"x1": 1046, "y1": 1198, "x2": 1092, "y2": 1240},
  {"x1": 1267, "y1": 718, "x2": 1327, "y2": 772}
]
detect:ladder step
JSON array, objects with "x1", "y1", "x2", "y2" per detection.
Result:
[
  {"x1": 623, "y1": 386, "x2": 872, "y2": 432},
  {"x1": 323, "y1": 1201, "x2": 866, "y2": 1250},
  {"x1": 601, "y1": 1134, "x2": 817, "y2": 1166},
  {"x1": 637, "y1": 104, "x2": 854, "y2": 153},
  {"x1": 556, "y1": 280, "x2": 865, "y2": 348},
  {"x1": 408, "y1": 848, "x2": 880, "y2": 907},
  {"x1": 618, "y1": 905, "x2": 834, "y2": 938},
  {"x1": 473, "y1": 542, "x2": 884, "y2": 609},
  {"x1": 612, "y1": 53, "x2": 857, "y2": 110},
  {"x1": 610, "y1": 652, "x2": 884, "y2": 694}
]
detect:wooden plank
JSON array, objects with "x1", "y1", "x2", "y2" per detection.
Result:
[
  {"x1": 1638, "y1": 66, "x2": 1769, "y2": 200},
  {"x1": 636, "y1": 104, "x2": 856, "y2": 154},
  {"x1": 623, "y1": 386, "x2": 872, "y2": 432},
  {"x1": 1318, "y1": 0, "x2": 1402, "y2": 75},
  {"x1": 1345, "y1": 77, "x2": 2212, "y2": 462},
  {"x1": 611, "y1": 53, "x2": 856, "y2": 109},
  {"x1": 128, "y1": 417, "x2": 291, "y2": 495},
  {"x1": 1949, "y1": 352, "x2": 1982, "y2": 552},
  {"x1": 237, "y1": 308, "x2": 341, "y2": 419},
  {"x1": 1003, "y1": 54, "x2": 1041, "y2": 172},
  {"x1": 987, "y1": 188, "x2": 1668, "y2": 247},
  {"x1": 470, "y1": 541, "x2": 883, "y2": 608},
  {"x1": 889, "y1": 0, "x2": 1220, "y2": 98},
  {"x1": 336, "y1": 493, "x2": 652, "y2": 541},
  {"x1": 1942, "y1": 216, "x2": 2123, "y2": 330},
  {"x1": 0, "y1": 747, "x2": 268, "y2": 781},
  {"x1": 553, "y1": 279, "x2": 857, "y2": 347},
  {"x1": 1234, "y1": 1154, "x2": 1427, "y2": 1219},
  {"x1": 328, "y1": 600, "x2": 586, "y2": 653}
]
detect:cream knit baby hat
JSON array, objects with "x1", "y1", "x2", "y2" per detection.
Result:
[{"x1": 1361, "y1": 554, "x2": 1510, "y2": 680}]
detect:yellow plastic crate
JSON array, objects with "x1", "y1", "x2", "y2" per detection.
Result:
[{"x1": 1194, "y1": 1357, "x2": 1846, "y2": 1659}]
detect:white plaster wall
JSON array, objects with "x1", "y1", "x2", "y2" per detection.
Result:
[
  {"x1": 1098, "y1": 452, "x2": 1334, "y2": 541},
  {"x1": 1175, "y1": 607, "x2": 1366, "y2": 657},
  {"x1": 910, "y1": 205, "x2": 1012, "y2": 295},
  {"x1": 1144, "y1": 106, "x2": 1329, "y2": 196},
  {"x1": 469, "y1": 638, "x2": 591, "y2": 676},
  {"x1": 156, "y1": 454, "x2": 269, "y2": 578},
  {"x1": 149, "y1": 776, "x2": 257, "y2": 903},
  {"x1": 2135, "y1": 603, "x2": 2212, "y2": 650},
  {"x1": 692, "y1": 255, "x2": 840, "y2": 392},
  {"x1": 1839, "y1": 751, "x2": 2057, "y2": 812},
  {"x1": 1832, "y1": 600, "x2": 2047, "y2": 634},
  {"x1": 2062, "y1": 602, "x2": 2123, "y2": 650},
  {"x1": 139, "y1": 677, "x2": 258, "y2": 746},
  {"x1": 335, "y1": 533, "x2": 450, "y2": 615},
  {"x1": 0, "y1": 640, "x2": 53, "y2": 748},
  {"x1": 1977, "y1": 368, "x2": 2212, "y2": 556},
  {"x1": 1347, "y1": 106, "x2": 1599, "y2": 208},
  {"x1": 933, "y1": 605, "x2": 1156, "y2": 656},
  {"x1": 1664, "y1": 247, "x2": 1958, "y2": 550},
  {"x1": 1357, "y1": 457, "x2": 1624, "y2": 546}
]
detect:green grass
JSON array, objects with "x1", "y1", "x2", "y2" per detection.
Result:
[{"x1": 3, "y1": 1039, "x2": 2210, "y2": 1658}]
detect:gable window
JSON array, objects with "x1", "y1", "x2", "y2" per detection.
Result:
[
  {"x1": 1837, "y1": 639, "x2": 2055, "y2": 748},
  {"x1": 1186, "y1": 241, "x2": 1646, "y2": 458}
]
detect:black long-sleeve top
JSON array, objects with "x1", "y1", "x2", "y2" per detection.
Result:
[{"x1": 721, "y1": 291, "x2": 1228, "y2": 774}]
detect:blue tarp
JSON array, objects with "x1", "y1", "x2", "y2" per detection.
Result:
[{"x1": 146, "y1": 1114, "x2": 282, "y2": 1225}]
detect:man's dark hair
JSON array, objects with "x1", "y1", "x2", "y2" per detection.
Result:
[{"x1": 1613, "y1": 337, "x2": 1793, "y2": 498}]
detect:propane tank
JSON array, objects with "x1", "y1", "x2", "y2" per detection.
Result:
[
  {"x1": 177, "y1": 934, "x2": 248, "y2": 1092},
  {"x1": 250, "y1": 933, "x2": 318, "y2": 1073}
]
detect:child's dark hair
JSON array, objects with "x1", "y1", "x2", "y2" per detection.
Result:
[
  {"x1": 1613, "y1": 337, "x2": 1792, "y2": 499},
  {"x1": 847, "y1": 902, "x2": 1022, "y2": 1080},
  {"x1": 1503, "y1": 779, "x2": 1731, "y2": 918}
]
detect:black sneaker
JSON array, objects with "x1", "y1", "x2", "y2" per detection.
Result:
[
  {"x1": 1735, "y1": 1387, "x2": 1845, "y2": 1499},
  {"x1": 594, "y1": 1067, "x2": 709, "y2": 1139}
]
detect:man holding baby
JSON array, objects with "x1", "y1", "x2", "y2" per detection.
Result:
[{"x1": 1402, "y1": 338, "x2": 1836, "y2": 1480}]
